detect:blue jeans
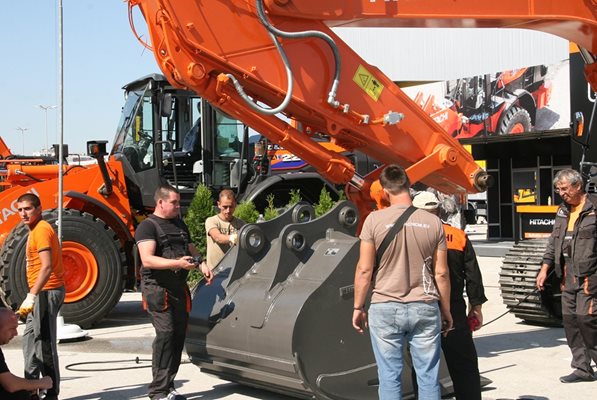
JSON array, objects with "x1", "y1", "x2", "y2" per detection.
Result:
[{"x1": 368, "y1": 301, "x2": 441, "y2": 400}]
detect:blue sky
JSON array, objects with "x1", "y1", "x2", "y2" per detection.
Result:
[
  {"x1": 1, "y1": 1, "x2": 156, "y2": 155},
  {"x1": 0, "y1": 2, "x2": 571, "y2": 156}
]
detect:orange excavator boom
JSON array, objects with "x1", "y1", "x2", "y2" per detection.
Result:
[
  {"x1": 127, "y1": 0, "x2": 596, "y2": 217},
  {"x1": 0, "y1": 136, "x2": 12, "y2": 159}
]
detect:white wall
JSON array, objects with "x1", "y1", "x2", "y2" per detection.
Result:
[{"x1": 333, "y1": 28, "x2": 569, "y2": 81}]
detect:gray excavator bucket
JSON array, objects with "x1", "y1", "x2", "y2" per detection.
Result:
[{"x1": 186, "y1": 201, "x2": 454, "y2": 399}]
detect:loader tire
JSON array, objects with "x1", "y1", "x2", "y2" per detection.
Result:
[
  {"x1": 497, "y1": 105, "x2": 532, "y2": 135},
  {"x1": 0, "y1": 209, "x2": 126, "y2": 328},
  {"x1": 499, "y1": 240, "x2": 562, "y2": 326}
]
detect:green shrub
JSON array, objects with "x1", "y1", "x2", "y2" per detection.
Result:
[
  {"x1": 234, "y1": 200, "x2": 260, "y2": 223},
  {"x1": 181, "y1": 185, "x2": 346, "y2": 285},
  {"x1": 184, "y1": 184, "x2": 214, "y2": 254},
  {"x1": 286, "y1": 189, "x2": 302, "y2": 208},
  {"x1": 314, "y1": 187, "x2": 336, "y2": 217},
  {"x1": 184, "y1": 184, "x2": 215, "y2": 284},
  {"x1": 263, "y1": 193, "x2": 279, "y2": 221}
]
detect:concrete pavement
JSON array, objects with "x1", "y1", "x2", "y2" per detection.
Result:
[
  {"x1": 2, "y1": 236, "x2": 596, "y2": 399},
  {"x1": 3, "y1": 292, "x2": 291, "y2": 400}
]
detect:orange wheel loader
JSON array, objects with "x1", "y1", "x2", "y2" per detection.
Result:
[{"x1": 0, "y1": 74, "x2": 345, "y2": 328}]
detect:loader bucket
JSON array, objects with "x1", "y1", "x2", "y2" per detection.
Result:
[{"x1": 186, "y1": 201, "x2": 453, "y2": 399}]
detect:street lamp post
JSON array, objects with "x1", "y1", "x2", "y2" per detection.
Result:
[
  {"x1": 38, "y1": 105, "x2": 57, "y2": 155},
  {"x1": 16, "y1": 127, "x2": 29, "y2": 155}
]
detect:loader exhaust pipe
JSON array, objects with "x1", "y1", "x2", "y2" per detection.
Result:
[{"x1": 87, "y1": 141, "x2": 112, "y2": 196}]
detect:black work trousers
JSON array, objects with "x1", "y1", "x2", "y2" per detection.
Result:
[
  {"x1": 0, "y1": 389, "x2": 32, "y2": 399},
  {"x1": 441, "y1": 328, "x2": 481, "y2": 400},
  {"x1": 561, "y1": 266, "x2": 597, "y2": 378},
  {"x1": 441, "y1": 305, "x2": 481, "y2": 400},
  {"x1": 142, "y1": 282, "x2": 190, "y2": 400},
  {"x1": 23, "y1": 287, "x2": 64, "y2": 399}
]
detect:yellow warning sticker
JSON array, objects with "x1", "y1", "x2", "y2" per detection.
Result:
[{"x1": 353, "y1": 65, "x2": 384, "y2": 101}]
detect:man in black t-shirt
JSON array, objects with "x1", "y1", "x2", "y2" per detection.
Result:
[
  {"x1": 135, "y1": 185, "x2": 212, "y2": 400},
  {"x1": 0, "y1": 308, "x2": 52, "y2": 399}
]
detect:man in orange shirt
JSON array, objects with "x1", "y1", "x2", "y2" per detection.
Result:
[{"x1": 16, "y1": 193, "x2": 65, "y2": 400}]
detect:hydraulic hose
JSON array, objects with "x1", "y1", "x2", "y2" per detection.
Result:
[
  {"x1": 65, "y1": 357, "x2": 190, "y2": 372},
  {"x1": 225, "y1": 28, "x2": 294, "y2": 115},
  {"x1": 483, "y1": 268, "x2": 556, "y2": 328},
  {"x1": 254, "y1": 0, "x2": 342, "y2": 108},
  {"x1": 227, "y1": 0, "x2": 343, "y2": 114}
]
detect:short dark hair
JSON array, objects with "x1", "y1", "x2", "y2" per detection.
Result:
[
  {"x1": 154, "y1": 184, "x2": 179, "y2": 202},
  {"x1": 17, "y1": 193, "x2": 41, "y2": 208},
  {"x1": 380, "y1": 164, "x2": 410, "y2": 195},
  {"x1": 218, "y1": 189, "x2": 236, "y2": 202}
]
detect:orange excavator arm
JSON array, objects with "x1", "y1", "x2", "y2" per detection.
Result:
[
  {"x1": 0, "y1": 136, "x2": 12, "y2": 159},
  {"x1": 128, "y1": 0, "x2": 596, "y2": 218}
]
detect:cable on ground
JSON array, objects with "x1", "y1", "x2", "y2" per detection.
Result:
[{"x1": 65, "y1": 357, "x2": 191, "y2": 372}]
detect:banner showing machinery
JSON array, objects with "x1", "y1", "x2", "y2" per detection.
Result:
[{"x1": 403, "y1": 60, "x2": 570, "y2": 140}]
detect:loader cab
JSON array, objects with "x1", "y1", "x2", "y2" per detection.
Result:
[
  {"x1": 111, "y1": 74, "x2": 253, "y2": 212},
  {"x1": 448, "y1": 76, "x2": 490, "y2": 117},
  {"x1": 202, "y1": 107, "x2": 253, "y2": 192}
]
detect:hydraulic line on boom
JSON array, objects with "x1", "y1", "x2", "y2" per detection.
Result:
[{"x1": 128, "y1": 0, "x2": 496, "y2": 222}]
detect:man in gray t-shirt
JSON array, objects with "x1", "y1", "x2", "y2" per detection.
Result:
[
  {"x1": 352, "y1": 164, "x2": 452, "y2": 400},
  {"x1": 205, "y1": 189, "x2": 245, "y2": 269}
]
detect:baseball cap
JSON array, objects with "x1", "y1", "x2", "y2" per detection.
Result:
[{"x1": 412, "y1": 191, "x2": 440, "y2": 210}]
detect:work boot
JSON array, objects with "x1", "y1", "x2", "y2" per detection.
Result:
[
  {"x1": 559, "y1": 371, "x2": 595, "y2": 383},
  {"x1": 167, "y1": 389, "x2": 187, "y2": 400}
]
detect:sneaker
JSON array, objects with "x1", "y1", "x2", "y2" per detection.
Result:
[
  {"x1": 559, "y1": 371, "x2": 595, "y2": 383},
  {"x1": 167, "y1": 389, "x2": 187, "y2": 400}
]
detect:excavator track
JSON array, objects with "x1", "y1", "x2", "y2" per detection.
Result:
[{"x1": 499, "y1": 240, "x2": 562, "y2": 326}]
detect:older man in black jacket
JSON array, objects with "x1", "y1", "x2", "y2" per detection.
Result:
[{"x1": 536, "y1": 168, "x2": 597, "y2": 383}]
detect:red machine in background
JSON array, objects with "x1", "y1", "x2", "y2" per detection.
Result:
[{"x1": 414, "y1": 65, "x2": 554, "y2": 139}]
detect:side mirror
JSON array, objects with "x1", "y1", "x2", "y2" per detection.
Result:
[
  {"x1": 52, "y1": 144, "x2": 69, "y2": 160},
  {"x1": 160, "y1": 93, "x2": 173, "y2": 118},
  {"x1": 87, "y1": 140, "x2": 108, "y2": 158}
]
